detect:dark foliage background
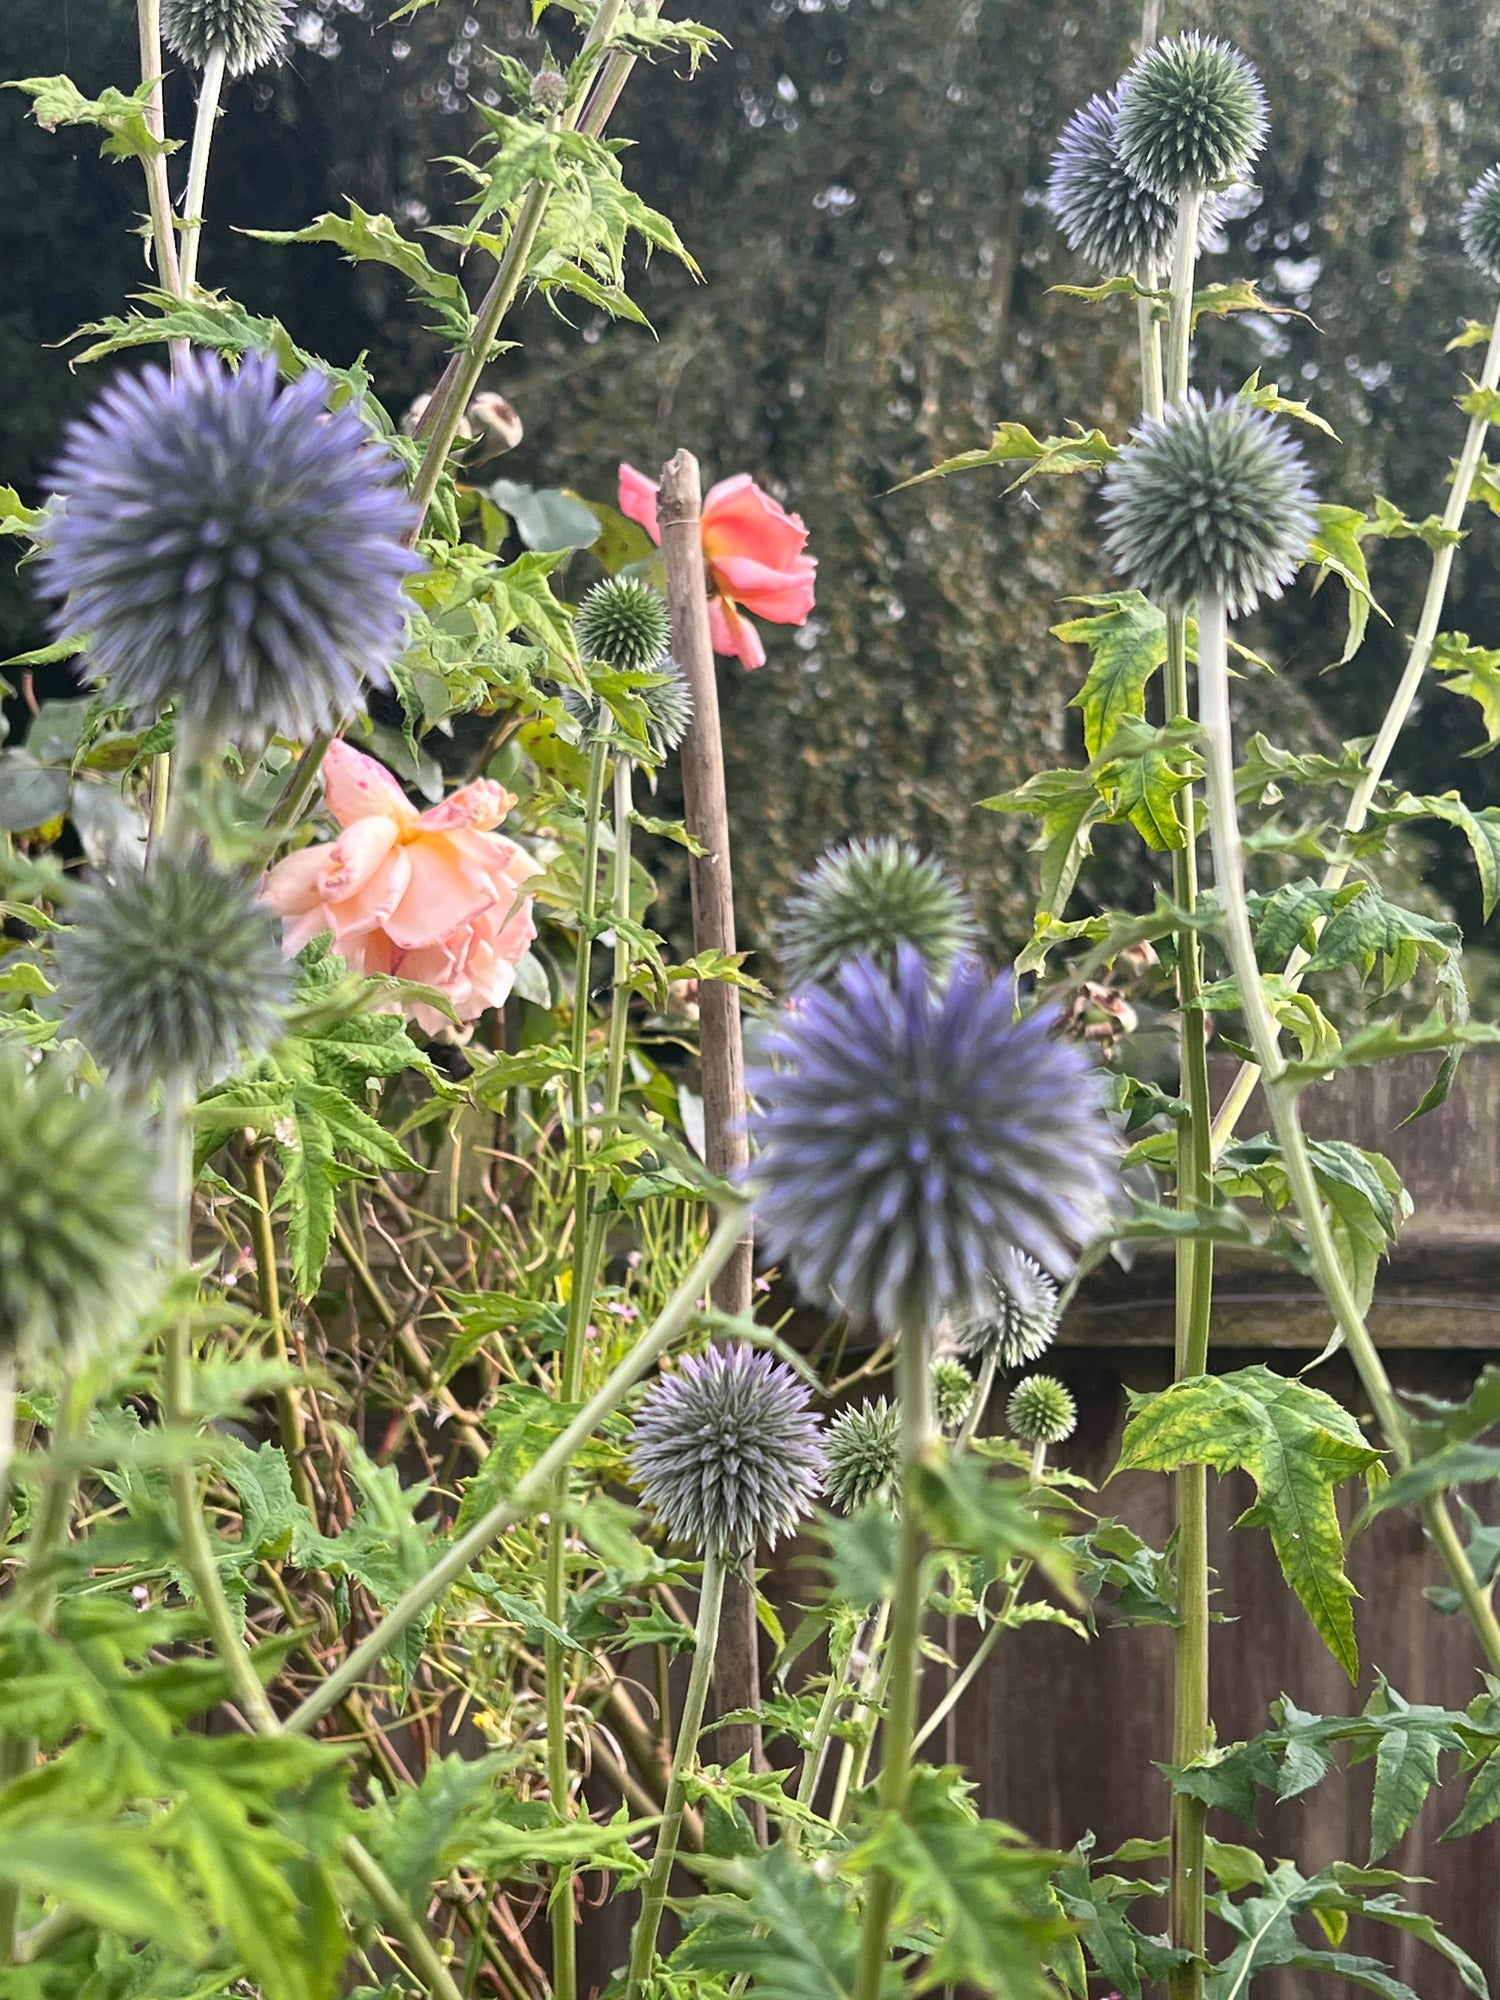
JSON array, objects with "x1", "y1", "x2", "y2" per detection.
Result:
[{"x1": 6, "y1": 0, "x2": 1500, "y2": 955}]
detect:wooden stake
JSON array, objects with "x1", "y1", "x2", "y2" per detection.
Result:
[{"x1": 658, "y1": 448, "x2": 763, "y2": 1791}]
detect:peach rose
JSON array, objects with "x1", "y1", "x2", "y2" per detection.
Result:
[
  {"x1": 618, "y1": 464, "x2": 816, "y2": 670},
  {"x1": 260, "y1": 740, "x2": 540, "y2": 1035}
]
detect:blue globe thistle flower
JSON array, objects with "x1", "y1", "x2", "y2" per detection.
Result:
[
  {"x1": 55, "y1": 858, "x2": 291, "y2": 1092},
  {"x1": 1101, "y1": 390, "x2": 1317, "y2": 619},
  {"x1": 0, "y1": 1050, "x2": 160, "y2": 1360},
  {"x1": 38, "y1": 352, "x2": 418, "y2": 755},
  {"x1": 629, "y1": 1346, "x2": 825, "y2": 1557},
  {"x1": 824, "y1": 1397, "x2": 900, "y2": 1513},
  {"x1": 1461, "y1": 165, "x2": 1500, "y2": 287},
  {"x1": 779, "y1": 838, "x2": 978, "y2": 991},
  {"x1": 957, "y1": 1247, "x2": 1061, "y2": 1371},
  {"x1": 1048, "y1": 88, "x2": 1181, "y2": 277},
  {"x1": 1007, "y1": 1374, "x2": 1077, "y2": 1448},
  {"x1": 748, "y1": 948, "x2": 1118, "y2": 1337},
  {"x1": 1116, "y1": 32, "x2": 1268, "y2": 195},
  {"x1": 576, "y1": 577, "x2": 672, "y2": 673},
  {"x1": 162, "y1": 0, "x2": 293, "y2": 73}
]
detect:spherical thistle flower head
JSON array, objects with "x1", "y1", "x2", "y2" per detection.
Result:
[
  {"x1": 563, "y1": 656, "x2": 693, "y2": 758},
  {"x1": 748, "y1": 948, "x2": 1119, "y2": 1339},
  {"x1": 55, "y1": 858, "x2": 291, "y2": 1092},
  {"x1": 38, "y1": 352, "x2": 419, "y2": 756},
  {"x1": 1461, "y1": 165, "x2": 1500, "y2": 287},
  {"x1": 931, "y1": 1358, "x2": 976, "y2": 1432},
  {"x1": 957, "y1": 1246, "x2": 1062, "y2": 1371},
  {"x1": 0, "y1": 1050, "x2": 160, "y2": 1362},
  {"x1": 529, "y1": 67, "x2": 569, "y2": 114},
  {"x1": 162, "y1": 0, "x2": 293, "y2": 73},
  {"x1": 575, "y1": 577, "x2": 673, "y2": 673},
  {"x1": 1048, "y1": 88, "x2": 1181, "y2": 277},
  {"x1": 1116, "y1": 32, "x2": 1268, "y2": 195},
  {"x1": 824, "y1": 1397, "x2": 900, "y2": 1513},
  {"x1": 1007, "y1": 1374, "x2": 1077, "y2": 1449},
  {"x1": 629, "y1": 1346, "x2": 826, "y2": 1557},
  {"x1": 1101, "y1": 390, "x2": 1317, "y2": 620},
  {"x1": 779, "y1": 839, "x2": 979, "y2": 992}
]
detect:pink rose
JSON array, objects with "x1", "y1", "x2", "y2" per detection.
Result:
[
  {"x1": 618, "y1": 464, "x2": 816, "y2": 670},
  {"x1": 259, "y1": 740, "x2": 541, "y2": 1035}
]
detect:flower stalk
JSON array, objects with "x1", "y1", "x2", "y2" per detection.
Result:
[{"x1": 177, "y1": 44, "x2": 226, "y2": 293}]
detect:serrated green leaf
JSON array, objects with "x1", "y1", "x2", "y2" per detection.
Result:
[
  {"x1": 895, "y1": 420, "x2": 1118, "y2": 493},
  {"x1": 1432, "y1": 631, "x2": 1500, "y2": 753},
  {"x1": 1117, "y1": 1367, "x2": 1380, "y2": 1677},
  {"x1": 981, "y1": 766, "x2": 1107, "y2": 917},
  {"x1": 1240, "y1": 368, "x2": 1338, "y2": 439},
  {"x1": 244, "y1": 203, "x2": 472, "y2": 339},
  {"x1": 4, "y1": 74, "x2": 180, "y2": 162},
  {"x1": 1056, "y1": 591, "x2": 1168, "y2": 758},
  {"x1": 1308, "y1": 504, "x2": 1387, "y2": 665}
]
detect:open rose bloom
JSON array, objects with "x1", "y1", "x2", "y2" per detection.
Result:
[
  {"x1": 260, "y1": 740, "x2": 540, "y2": 1036},
  {"x1": 618, "y1": 464, "x2": 816, "y2": 669}
]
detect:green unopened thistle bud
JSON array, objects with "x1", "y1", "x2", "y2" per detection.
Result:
[
  {"x1": 55, "y1": 858, "x2": 291, "y2": 1093},
  {"x1": 931, "y1": 1358, "x2": 976, "y2": 1433},
  {"x1": 576, "y1": 578, "x2": 672, "y2": 673},
  {"x1": 1007, "y1": 1374, "x2": 1076, "y2": 1448},
  {"x1": 0, "y1": 1051, "x2": 160, "y2": 1360},
  {"x1": 161, "y1": 0, "x2": 293, "y2": 74},
  {"x1": 1116, "y1": 31, "x2": 1268, "y2": 195},
  {"x1": 824, "y1": 1397, "x2": 899, "y2": 1513},
  {"x1": 530, "y1": 68, "x2": 569, "y2": 114},
  {"x1": 1461, "y1": 165, "x2": 1500, "y2": 287},
  {"x1": 779, "y1": 839, "x2": 978, "y2": 991}
]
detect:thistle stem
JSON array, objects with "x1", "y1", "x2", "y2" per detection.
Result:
[
  {"x1": 247, "y1": 1146, "x2": 316, "y2": 1516},
  {"x1": 1210, "y1": 293, "x2": 1500, "y2": 1154},
  {"x1": 852, "y1": 1323, "x2": 933, "y2": 2000},
  {"x1": 545, "y1": 731, "x2": 613, "y2": 2000},
  {"x1": 286, "y1": 1203, "x2": 746, "y2": 1734},
  {"x1": 1196, "y1": 592, "x2": 1500, "y2": 1676},
  {"x1": 625, "y1": 1548, "x2": 726, "y2": 1998},
  {"x1": 1165, "y1": 189, "x2": 1202, "y2": 406},
  {"x1": 343, "y1": 1835, "x2": 467, "y2": 2000},
  {"x1": 178, "y1": 45, "x2": 227, "y2": 294},
  {"x1": 604, "y1": 752, "x2": 636, "y2": 1126},
  {"x1": 1137, "y1": 258, "x2": 1165, "y2": 423},
  {"x1": 827, "y1": 1596, "x2": 891, "y2": 1830},
  {"x1": 133, "y1": 0, "x2": 184, "y2": 301}
]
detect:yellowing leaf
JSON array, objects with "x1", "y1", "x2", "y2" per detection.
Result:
[{"x1": 1056, "y1": 591, "x2": 1168, "y2": 759}]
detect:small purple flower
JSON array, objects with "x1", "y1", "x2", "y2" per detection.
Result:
[
  {"x1": 748, "y1": 948, "x2": 1118, "y2": 1337},
  {"x1": 38, "y1": 352, "x2": 418, "y2": 754},
  {"x1": 629, "y1": 1346, "x2": 825, "y2": 1557}
]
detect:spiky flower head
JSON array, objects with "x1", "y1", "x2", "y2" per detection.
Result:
[
  {"x1": 530, "y1": 67, "x2": 569, "y2": 114},
  {"x1": 629, "y1": 1346, "x2": 825, "y2": 1557},
  {"x1": 824, "y1": 1397, "x2": 900, "y2": 1513},
  {"x1": 1101, "y1": 391, "x2": 1317, "y2": 620},
  {"x1": 162, "y1": 0, "x2": 293, "y2": 73},
  {"x1": 563, "y1": 656, "x2": 693, "y2": 758},
  {"x1": 38, "y1": 352, "x2": 418, "y2": 756},
  {"x1": 1461, "y1": 166, "x2": 1500, "y2": 286},
  {"x1": 931, "y1": 1358, "x2": 976, "y2": 1432},
  {"x1": 779, "y1": 839, "x2": 978, "y2": 991},
  {"x1": 1007, "y1": 1374, "x2": 1077, "y2": 1448},
  {"x1": 55, "y1": 859, "x2": 291, "y2": 1091},
  {"x1": 748, "y1": 948, "x2": 1118, "y2": 1338},
  {"x1": 576, "y1": 577, "x2": 672, "y2": 673},
  {"x1": 957, "y1": 1247, "x2": 1062, "y2": 1371},
  {"x1": 0, "y1": 1051, "x2": 160, "y2": 1361},
  {"x1": 1048, "y1": 88, "x2": 1180, "y2": 277},
  {"x1": 1116, "y1": 32, "x2": 1268, "y2": 195}
]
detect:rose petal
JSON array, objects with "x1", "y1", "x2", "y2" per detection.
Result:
[
  {"x1": 618, "y1": 462, "x2": 662, "y2": 543},
  {"x1": 383, "y1": 834, "x2": 495, "y2": 948},
  {"x1": 708, "y1": 593, "x2": 766, "y2": 669},
  {"x1": 702, "y1": 473, "x2": 811, "y2": 573},
  {"x1": 709, "y1": 551, "x2": 818, "y2": 624},
  {"x1": 259, "y1": 843, "x2": 331, "y2": 918},
  {"x1": 322, "y1": 829, "x2": 411, "y2": 939},
  {"x1": 322, "y1": 739, "x2": 418, "y2": 830},
  {"x1": 418, "y1": 778, "x2": 514, "y2": 834}
]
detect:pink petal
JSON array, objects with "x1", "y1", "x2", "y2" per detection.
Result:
[
  {"x1": 322, "y1": 739, "x2": 417, "y2": 830},
  {"x1": 322, "y1": 828, "x2": 411, "y2": 940},
  {"x1": 618, "y1": 462, "x2": 662, "y2": 543},
  {"x1": 259, "y1": 843, "x2": 331, "y2": 918},
  {"x1": 418, "y1": 778, "x2": 515, "y2": 835},
  {"x1": 383, "y1": 834, "x2": 495, "y2": 949},
  {"x1": 709, "y1": 551, "x2": 818, "y2": 625},
  {"x1": 708, "y1": 594, "x2": 766, "y2": 670},
  {"x1": 281, "y1": 905, "x2": 339, "y2": 955},
  {"x1": 702, "y1": 473, "x2": 810, "y2": 573}
]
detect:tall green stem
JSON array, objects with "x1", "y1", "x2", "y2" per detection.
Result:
[
  {"x1": 1196, "y1": 592, "x2": 1500, "y2": 1674},
  {"x1": 178, "y1": 45, "x2": 226, "y2": 293},
  {"x1": 827, "y1": 1597, "x2": 891, "y2": 1830},
  {"x1": 1211, "y1": 292, "x2": 1500, "y2": 1153},
  {"x1": 134, "y1": 0, "x2": 183, "y2": 301},
  {"x1": 1161, "y1": 182, "x2": 1213, "y2": 2000},
  {"x1": 344, "y1": 1836, "x2": 467, "y2": 2000},
  {"x1": 625, "y1": 1548, "x2": 726, "y2": 1998},
  {"x1": 287, "y1": 1203, "x2": 745, "y2": 1734},
  {"x1": 604, "y1": 753, "x2": 636, "y2": 1126},
  {"x1": 1137, "y1": 259, "x2": 1165, "y2": 424},
  {"x1": 852, "y1": 1325, "x2": 933, "y2": 2000}
]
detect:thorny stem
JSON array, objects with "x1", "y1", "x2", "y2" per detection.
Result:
[
  {"x1": 1164, "y1": 182, "x2": 1212, "y2": 2000},
  {"x1": 625, "y1": 1548, "x2": 726, "y2": 1998},
  {"x1": 287, "y1": 1205, "x2": 746, "y2": 1734},
  {"x1": 852, "y1": 1324, "x2": 933, "y2": 2000},
  {"x1": 178, "y1": 45, "x2": 227, "y2": 293},
  {"x1": 1197, "y1": 592, "x2": 1500, "y2": 1676},
  {"x1": 133, "y1": 0, "x2": 183, "y2": 302},
  {"x1": 1211, "y1": 294, "x2": 1500, "y2": 1153}
]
